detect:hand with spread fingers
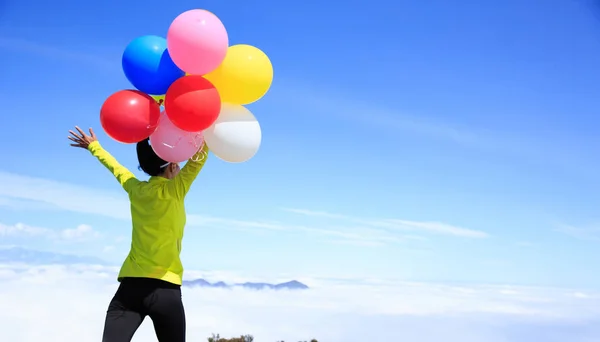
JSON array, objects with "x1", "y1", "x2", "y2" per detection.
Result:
[{"x1": 68, "y1": 126, "x2": 98, "y2": 149}]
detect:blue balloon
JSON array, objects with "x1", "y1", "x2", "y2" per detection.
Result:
[{"x1": 122, "y1": 35, "x2": 184, "y2": 95}]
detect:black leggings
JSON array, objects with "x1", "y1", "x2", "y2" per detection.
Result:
[{"x1": 102, "y1": 277, "x2": 186, "y2": 342}]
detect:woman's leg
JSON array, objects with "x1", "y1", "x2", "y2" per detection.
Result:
[
  {"x1": 147, "y1": 287, "x2": 186, "y2": 342},
  {"x1": 101, "y1": 281, "x2": 146, "y2": 342}
]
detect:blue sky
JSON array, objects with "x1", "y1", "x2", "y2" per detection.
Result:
[{"x1": 1, "y1": 0, "x2": 600, "y2": 289}]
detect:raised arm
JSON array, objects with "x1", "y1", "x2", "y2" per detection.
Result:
[
  {"x1": 68, "y1": 126, "x2": 139, "y2": 194},
  {"x1": 167, "y1": 142, "x2": 209, "y2": 199},
  {"x1": 88, "y1": 141, "x2": 139, "y2": 193}
]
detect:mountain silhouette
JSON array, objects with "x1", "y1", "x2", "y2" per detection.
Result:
[
  {"x1": 0, "y1": 247, "x2": 309, "y2": 292},
  {"x1": 183, "y1": 278, "x2": 309, "y2": 290}
]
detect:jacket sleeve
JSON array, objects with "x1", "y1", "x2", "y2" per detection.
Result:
[
  {"x1": 88, "y1": 141, "x2": 139, "y2": 194},
  {"x1": 167, "y1": 142, "x2": 209, "y2": 199}
]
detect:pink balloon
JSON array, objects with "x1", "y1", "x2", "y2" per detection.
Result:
[
  {"x1": 150, "y1": 112, "x2": 204, "y2": 163},
  {"x1": 167, "y1": 9, "x2": 228, "y2": 75}
]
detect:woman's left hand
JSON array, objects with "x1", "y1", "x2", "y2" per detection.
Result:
[{"x1": 68, "y1": 126, "x2": 98, "y2": 149}]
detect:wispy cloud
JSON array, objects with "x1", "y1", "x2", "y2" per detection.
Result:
[
  {"x1": 385, "y1": 219, "x2": 488, "y2": 238},
  {"x1": 0, "y1": 36, "x2": 114, "y2": 69},
  {"x1": 188, "y1": 215, "x2": 412, "y2": 247},
  {"x1": 272, "y1": 82, "x2": 478, "y2": 145},
  {"x1": 515, "y1": 241, "x2": 536, "y2": 248},
  {"x1": 554, "y1": 223, "x2": 600, "y2": 242},
  {"x1": 282, "y1": 207, "x2": 489, "y2": 238},
  {"x1": 271, "y1": 81, "x2": 600, "y2": 182},
  {"x1": 0, "y1": 171, "x2": 415, "y2": 247},
  {"x1": 102, "y1": 245, "x2": 115, "y2": 253},
  {"x1": 0, "y1": 222, "x2": 100, "y2": 242},
  {"x1": 0, "y1": 223, "x2": 50, "y2": 238},
  {"x1": 187, "y1": 216, "x2": 288, "y2": 231},
  {"x1": 0, "y1": 171, "x2": 130, "y2": 220},
  {"x1": 281, "y1": 208, "x2": 348, "y2": 220},
  {"x1": 60, "y1": 224, "x2": 101, "y2": 241}
]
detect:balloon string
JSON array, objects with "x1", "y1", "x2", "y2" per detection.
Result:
[
  {"x1": 175, "y1": 136, "x2": 184, "y2": 147},
  {"x1": 191, "y1": 149, "x2": 207, "y2": 162},
  {"x1": 190, "y1": 141, "x2": 207, "y2": 162},
  {"x1": 192, "y1": 134, "x2": 202, "y2": 149}
]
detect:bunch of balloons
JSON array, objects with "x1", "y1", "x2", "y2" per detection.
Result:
[{"x1": 99, "y1": 9, "x2": 273, "y2": 163}]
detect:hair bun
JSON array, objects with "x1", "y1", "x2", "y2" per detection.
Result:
[
  {"x1": 136, "y1": 138, "x2": 151, "y2": 154},
  {"x1": 136, "y1": 138, "x2": 168, "y2": 176}
]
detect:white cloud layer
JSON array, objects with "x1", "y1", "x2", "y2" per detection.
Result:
[{"x1": 1, "y1": 264, "x2": 599, "y2": 342}]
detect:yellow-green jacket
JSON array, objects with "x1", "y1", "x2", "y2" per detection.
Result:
[{"x1": 88, "y1": 141, "x2": 208, "y2": 285}]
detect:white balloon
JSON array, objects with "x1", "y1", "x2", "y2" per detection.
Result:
[{"x1": 203, "y1": 103, "x2": 262, "y2": 163}]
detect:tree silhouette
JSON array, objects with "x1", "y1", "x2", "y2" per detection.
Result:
[
  {"x1": 210, "y1": 334, "x2": 317, "y2": 342},
  {"x1": 207, "y1": 334, "x2": 257, "y2": 342}
]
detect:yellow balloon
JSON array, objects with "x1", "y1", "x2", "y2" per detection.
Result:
[
  {"x1": 150, "y1": 95, "x2": 165, "y2": 105},
  {"x1": 204, "y1": 44, "x2": 273, "y2": 105}
]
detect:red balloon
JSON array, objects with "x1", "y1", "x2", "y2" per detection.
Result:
[
  {"x1": 164, "y1": 75, "x2": 221, "y2": 132},
  {"x1": 100, "y1": 90, "x2": 161, "y2": 143}
]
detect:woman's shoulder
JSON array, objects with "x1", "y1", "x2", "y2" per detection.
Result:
[{"x1": 130, "y1": 180, "x2": 181, "y2": 201}]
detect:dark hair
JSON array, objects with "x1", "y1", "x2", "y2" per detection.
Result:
[{"x1": 136, "y1": 138, "x2": 169, "y2": 176}]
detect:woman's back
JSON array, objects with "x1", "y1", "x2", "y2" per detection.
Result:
[
  {"x1": 87, "y1": 139, "x2": 209, "y2": 285},
  {"x1": 126, "y1": 177, "x2": 187, "y2": 284}
]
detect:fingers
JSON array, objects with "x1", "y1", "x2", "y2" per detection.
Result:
[
  {"x1": 68, "y1": 136, "x2": 81, "y2": 145},
  {"x1": 67, "y1": 136, "x2": 84, "y2": 144},
  {"x1": 69, "y1": 126, "x2": 96, "y2": 147},
  {"x1": 75, "y1": 126, "x2": 87, "y2": 138}
]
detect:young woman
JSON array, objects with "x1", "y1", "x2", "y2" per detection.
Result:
[{"x1": 68, "y1": 126, "x2": 209, "y2": 342}]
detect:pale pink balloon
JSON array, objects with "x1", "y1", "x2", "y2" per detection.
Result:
[
  {"x1": 150, "y1": 112, "x2": 204, "y2": 163},
  {"x1": 167, "y1": 9, "x2": 228, "y2": 75}
]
